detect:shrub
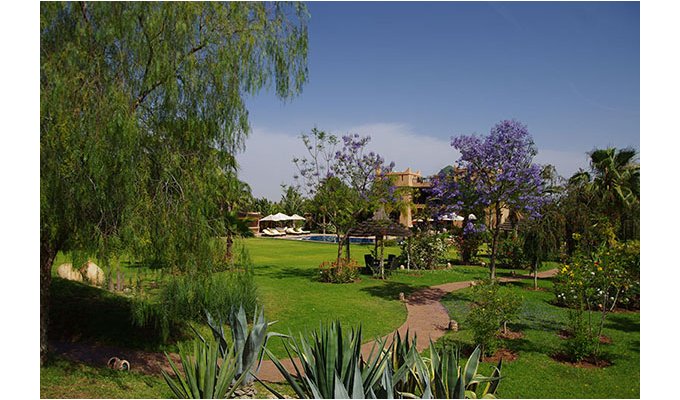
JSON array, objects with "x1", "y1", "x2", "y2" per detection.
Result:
[
  {"x1": 452, "y1": 221, "x2": 487, "y2": 264},
  {"x1": 132, "y1": 253, "x2": 258, "y2": 340},
  {"x1": 318, "y1": 258, "x2": 359, "y2": 283},
  {"x1": 466, "y1": 279, "x2": 522, "y2": 356},
  {"x1": 400, "y1": 229, "x2": 451, "y2": 269},
  {"x1": 498, "y1": 235, "x2": 527, "y2": 269},
  {"x1": 553, "y1": 235, "x2": 640, "y2": 361},
  {"x1": 563, "y1": 309, "x2": 598, "y2": 362}
]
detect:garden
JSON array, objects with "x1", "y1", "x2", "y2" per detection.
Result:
[{"x1": 40, "y1": 3, "x2": 639, "y2": 399}]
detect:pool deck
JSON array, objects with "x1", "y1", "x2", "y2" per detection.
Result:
[{"x1": 257, "y1": 232, "x2": 379, "y2": 242}]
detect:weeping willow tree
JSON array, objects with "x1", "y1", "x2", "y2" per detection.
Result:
[{"x1": 40, "y1": 2, "x2": 308, "y2": 364}]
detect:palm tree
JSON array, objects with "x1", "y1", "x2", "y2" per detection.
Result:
[
  {"x1": 223, "y1": 210, "x2": 253, "y2": 261},
  {"x1": 570, "y1": 148, "x2": 640, "y2": 240}
]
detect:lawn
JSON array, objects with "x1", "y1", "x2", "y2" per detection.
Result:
[
  {"x1": 44, "y1": 237, "x2": 635, "y2": 399},
  {"x1": 47, "y1": 237, "x2": 492, "y2": 357},
  {"x1": 438, "y1": 277, "x2": 640, "y2": 398}
]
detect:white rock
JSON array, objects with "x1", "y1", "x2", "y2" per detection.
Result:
[
  {"x1": 80, "y1": 261, "x2": 105, "y2": 286},
  {"x1": 56, "y1": 263, "x2": 83, "y2": 282}
]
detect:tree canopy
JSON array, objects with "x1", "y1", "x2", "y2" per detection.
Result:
[
  {"x1": 40, "y1": 1, "x2": 309, "y2": 363},
  {"x1": 433, "y1": 120, "x2": 545, "y2": 278}
]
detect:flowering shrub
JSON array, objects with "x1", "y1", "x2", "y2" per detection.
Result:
[
  {"x1": 452, "y1": 221, "x2": 487, "y2": 264},
  {"x1": 553, "y1": 240, "x2": 640, "y2": 311},
  {"x1": 498, "y1": 235, "x2": 527, "y2": 269},
  {"x1": 318, "y1": 258, "x2": 360, "y2": 283},
  {"x1": 553, "y1": 236, "x2": 640, "y2": 360},
  {"x1": 466, "y1": 279, "x2": 522, "y2": 356},
  {"x1": 400, "y1": 229, "x2": 451, "y2": 270}
]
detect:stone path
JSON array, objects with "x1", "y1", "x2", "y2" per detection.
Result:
[
  {"x1": 51, "y1": 269, "x2": 558, "y2": 382},
  {"x1": 254, "y1": 269, "x2": 558, "y2": 381}
]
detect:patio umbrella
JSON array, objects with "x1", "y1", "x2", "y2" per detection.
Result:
[
  {"x1": 271, "y1": 212, "x2": 292, "y2": 221},
  {"x1": 289, "y1": 214, "x2": 306, "y2": 221},
  {"x1": 259, "y1": 214, "x2": 277, "y2": 222}
]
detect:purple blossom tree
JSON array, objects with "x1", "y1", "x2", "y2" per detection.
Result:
[
  {"x1": 293, "y1": 129, "x2": 398, "y2": 262},
  {"x1": 435, "y1": 120, "x2": 545, "y2": 278}
]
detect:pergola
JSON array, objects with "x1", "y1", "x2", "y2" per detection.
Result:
[{"x1": 349, "y1": 217, "x2": 412, "y2": 279}]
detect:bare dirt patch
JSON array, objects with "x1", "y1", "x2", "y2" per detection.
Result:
[
  {"x1": 556, "y1": 330, "x2": 612, "y2": 344},
  {"x1": 551, "y1": 352, "x2": 612, "y2": 368},
  {"x1": 498, "y1": 329, "x2": 524, "y2": 340},
  {"x1": 483, "y1": 348, "x2": 518, "y2": 363}
]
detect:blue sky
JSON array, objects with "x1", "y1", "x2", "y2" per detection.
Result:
[{"x1": 238, "y1": 1, "x2": 640, "y2": 200}]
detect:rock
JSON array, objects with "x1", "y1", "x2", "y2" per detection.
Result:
[
  {"x1": 448, "y1": 320, "x2": 459, "y2": 331},
  {"x1": 81, "y1": 261, "x2": 105, "y2": 286},
  {"x1": 56, "y1": 263, "x2": 83, "y2": 282},
  {"x1": 399, "y1": 264, "x2": 405, "y2": 270}
]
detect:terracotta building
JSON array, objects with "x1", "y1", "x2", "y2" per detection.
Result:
[
  {"x1": 385, "y1": 168, "x2": 432, "y2": 227},
  {"x1": 386, "y1": 167, "x2": 513, "y2": 230}
]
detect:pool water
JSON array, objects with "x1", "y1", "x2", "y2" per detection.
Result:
[{"x1": 299, "y1": 235, "x2": 374, "y2": 244}]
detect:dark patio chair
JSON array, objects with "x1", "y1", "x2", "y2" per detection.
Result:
[{"x1": 363, "y1": 254, "x2": 376, "y2": 275}]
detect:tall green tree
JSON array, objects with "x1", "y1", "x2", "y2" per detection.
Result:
[
  {"x1": 570, "y1": 147, "x2": 640, "y2": 241},
  {"x1": 278, "y1": 184, "x2": 307, "y2": 216},
  {"x1": 294, "y1": 130, "x2": 398, "y2": 263},
  {"x1": 40, "y1": 2, "x2": 308, "y2": 364}
]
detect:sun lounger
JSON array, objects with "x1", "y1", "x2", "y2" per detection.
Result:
[
  {"x1": 285, "y1": 227, "x2": 300, "y2": 235},
  {"x1": 262, "y1": 228, "x2": 284, "y2": 236},
  {"x1": 293, "y1": 227, "x2": 310, "y2": 234}
]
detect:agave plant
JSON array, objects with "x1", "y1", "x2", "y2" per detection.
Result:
[
  {"x1": 162, "y1": 339, "x2": 248, "y2": 399},
  {"x1": 260, "y1": 321, "x2": 396, "y2": 399},
  {"x1": 163, "y1": 305, "x2": 281, "y2": 398},
  {"x1": 197, "y1": 305, "x2": 282, "y2": 386},
  {"x1": 385, "y1": 331, "x2": 503, "y2": 399}
]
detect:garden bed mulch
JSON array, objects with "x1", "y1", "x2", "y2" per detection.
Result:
[
  {"x1": 482, "y1": 348, "x2": 518, "y2": 363},
  {"x1": 551, "y1": 352, "x2": 612, "y2": 368},
  {"x1": 556, "y1": 330, "x2": 612, "y2": 344},
  {"x1": 498, "y1": 329, "x2": 524, "y2": 340}
]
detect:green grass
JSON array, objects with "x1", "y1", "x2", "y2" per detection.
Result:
[
  {"x1": 48, "y1": 238, "x2": 616, "y2": 398},
  {"x1": 40, "y1": 356, "x2": 295, "y2": 399},
  {"x1": 243, "y1": 237, "x2": 490, "y2": 356},
  {"x1": 40, "y1": 357, "x2": 173, "y2": 399},
  {"x1": 48, "y1": 238, "x2": 492, "y2": 356},
  {"x1": 438, "y1": 278, "x2": 640, "y2": 398}
]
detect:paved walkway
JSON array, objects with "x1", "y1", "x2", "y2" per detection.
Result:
[
  {"x1": 254, "y1": 269, "x2": 558, "y2": 382},
  {"x1": 52, "y1": 269, "x2": 558, "y2": 382}
]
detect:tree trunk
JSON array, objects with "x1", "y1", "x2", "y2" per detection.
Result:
[
  {"x1": 379, "y1": 236, "x2": 385, "y2": 279},
  {"x1": 489, "y1": 204, "x2": 502, "y2": 279},
  {"x1": 534, "y1": 260, "x2": 539, "y2": 290},
  {"x1": 41, "y1": 240, "x2": 57, "y2": 366},
  {"x1": 336, "y1": 232, "x2": 343, "y2": 263},
  {"x1": 225, "y1": 234, "x2": 234, "y2": 262}
]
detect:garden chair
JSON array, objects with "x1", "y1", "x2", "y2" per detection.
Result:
[{"x1": 362, "y1": 254, "x2": 376, "y2": 275}]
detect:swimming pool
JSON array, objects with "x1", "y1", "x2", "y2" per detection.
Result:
[{"x1": 299, "y1": 235, "x2": 375, "y2": 244}]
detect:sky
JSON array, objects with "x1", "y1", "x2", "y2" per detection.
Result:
[{"x1": 237, "y1": 1, "x2": 640, "y2": 200}]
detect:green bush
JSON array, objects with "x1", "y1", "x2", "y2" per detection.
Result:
[
  {"x1": 562, "y1": 309, "x2": 598, "y2": 362},
  {"x1": 400, "y1": 229, "x2": 451, "y2": 269},
  {"x1": 553, "y1": 236, "x2": 639, "y2": 361},
  {"x1": 318, "y1": 258, "x2": 359, "y2": 283},
  {"x1": 132, "y1": 255, "x2": 258, "y2": 340},
  {"x1": 466, "y1": 279, "x2": 522, "y2": 356},
  {"x1": 498, "y1": 235, "x2": 527, "y2": 269}
]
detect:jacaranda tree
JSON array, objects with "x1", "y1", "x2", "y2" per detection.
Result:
[
  {"x1": 40, "y1": 2, "x2": 308, "y2": 364},
  {"x1": 435, "y1": 120, "x2": 544, "y2": 278},
  {"x1": 293, "y1": 129, "x2": 398, "y2": 262}
]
